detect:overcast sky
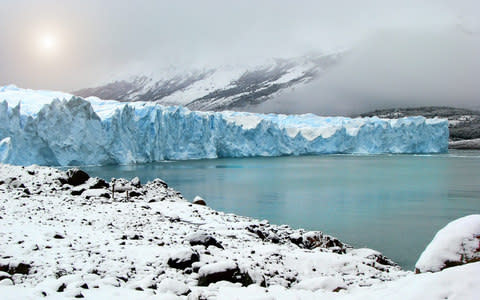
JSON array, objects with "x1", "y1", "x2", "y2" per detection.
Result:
[{"x1": 0, "y1": 0, "x2": 479, "y2": 113}]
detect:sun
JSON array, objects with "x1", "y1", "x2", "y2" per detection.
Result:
[{"x1": 38, "y1": 34, "x2": 58, "y2": 53}]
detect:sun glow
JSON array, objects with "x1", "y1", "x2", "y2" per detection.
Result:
[{"x1": 38, "y1": 34, "x2": 58, "y2": 54}]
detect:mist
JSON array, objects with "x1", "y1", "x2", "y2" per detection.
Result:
[
  {"x1": 254, "y1": 28, "x2": 480, "y2": 115},
  {"x1": 0, "y1": 0, "x2": 479, "y2": 113}
]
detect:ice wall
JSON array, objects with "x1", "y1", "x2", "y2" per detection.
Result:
[{"x1": 0, "y1": 88, "x2": 449, "y2": 166}]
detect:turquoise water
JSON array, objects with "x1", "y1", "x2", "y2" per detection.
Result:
[{"x1": 79, "y1": 150, "x2": 480, "y2": 270}]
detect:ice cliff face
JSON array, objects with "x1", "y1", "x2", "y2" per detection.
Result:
[{"x1": 0, "y1": 86, "x2": 449, "y2": 166}]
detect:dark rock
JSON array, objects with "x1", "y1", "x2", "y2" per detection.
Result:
[
  {"x1": 152, "y1": 178, "x2": 168, "y2": 188},
  {"x1": 371, "y1": 254, "x2": 397, "y2": 267},
  {"x1": 192, "y1": 196, "x2": 206, "y2": 206},
  {"x1": 197, "y1": 263, "x2": 253, "y2": 287},
  {"x1": 1, "y1": 262, "x2": 32, "y2": 275},
  {"x1": 189, "y1": 233, "x2": 224, "y2": 249},
  {"x1": 27, "y1": 170, "x2": 35, "y2": 175},
  {"x1": 167, "y1": 250, "x2": 200, "y2": 270},
  {"x1": 270, "y1": 235, "x2": 280, "y2": 244},
  {"x1": 290, "y1": 234, "x2": 303, "y2": 246},
  {"x1": 80, "y1": 283, "x2": 89, "y2": 289},
  {"x1": 130, "y1": 234, "x2": 142, "y2": 240},
  {"x1": 129, "y1": 191, "x2": 142, "y2": 198},
  {"x1": 54, "y1": 234, "x2": 65, "y2": 239},
  {"x1": 65, "y1": 169, "x2": 90, "y2": 186},
  {"x1": 99, "y1": 193, "x2": 111, "y2": 199},
  {"x1": 74, "y1": 292, "x2": 84, "y2": 298},
  {"x1": 57, "y1": 283, "x2": 67, "y2": 292},
  {"x1": 23, "y1": 188, "x2": 31, "y2": 195},
  {"x1": 246, "y1": 226, "x2": 267, "y2": 241},
  {"x1": 89, "y1": 178, "x2": 109, "y2": 189},
  {"x1": 0, "y1": 272, "x2": 11, "y2": 281},
  {"x1": 71, "y1": 188, "x2": 86, "y2": 196}
]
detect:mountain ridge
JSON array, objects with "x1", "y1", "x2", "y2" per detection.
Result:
[{"x1": 73, "y1": 53, "x2": 343, "y2": 111}]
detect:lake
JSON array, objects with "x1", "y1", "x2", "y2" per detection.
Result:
[{"x1": 78, "y1": 150, "x2": 480, "y2": 270}]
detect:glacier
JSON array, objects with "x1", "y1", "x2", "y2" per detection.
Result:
[{"x1": 0, "y1": 85, "x2": 448, "y2": 166}]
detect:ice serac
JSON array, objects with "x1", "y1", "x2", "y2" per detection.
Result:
[{"x1": 0, "y1": 91, "x2": 448, "y2": 166}]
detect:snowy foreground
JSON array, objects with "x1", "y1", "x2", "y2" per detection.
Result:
[
  {"x1": 0, "y1": 85, "x2": 448, "y2": 166},
  {"x1": 1, "y1": 164, "x2": 479, "y2": 299}
]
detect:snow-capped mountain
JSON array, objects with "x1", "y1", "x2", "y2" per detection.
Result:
[{"x1": 73, "y1": 53, "x2": 342, "y2": 111}]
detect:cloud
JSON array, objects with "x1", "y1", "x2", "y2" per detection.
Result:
[
  {"x1": 253, "y1": 27, "x2": 480, "y2": 115},
  {"x1": 0, "y1": 0, "x2": 479, "y2": 117}
]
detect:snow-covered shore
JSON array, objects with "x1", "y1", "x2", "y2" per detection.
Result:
[{"x1": 0, "y1": 164, "x2": 478, "y2": 299}]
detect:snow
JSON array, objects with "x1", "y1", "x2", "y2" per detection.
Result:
[
  {"x1": 415, "y1": 214, "x2": 480, "y2": 273},
  {"x1": 198, "y1": 261, "x2": 237, "y2": 277},
  {"x1": 0, "y1": 164, "x2": 478, "y2": 299},
  {"x1": 293, "y1": 276, "x2": 346, "y2": 292},
  {"x1": 0, "y1": 86, "x2": 449, "y2": 166},
  {"x1": 214, "y1": 262, "x2": 480, "y2": 300}
]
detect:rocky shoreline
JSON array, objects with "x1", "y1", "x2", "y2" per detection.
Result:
[{"x1": 0, "y1": 164, "x2": 478, "y2": 299}]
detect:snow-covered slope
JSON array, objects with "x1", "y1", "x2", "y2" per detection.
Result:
[
  {"x1": 415, "y1": 215, "x2": 480, "y2": 273},
  {"x1": 0, "y1": 164, "x2": 478, "y2": 299},
  {"x1": 73, "y1": 54, "x2": 341, "y2": 111},
  {"x1": 0, "y1": 85, "x2": 448, "y2": 166}
]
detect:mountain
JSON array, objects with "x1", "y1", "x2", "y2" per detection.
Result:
[
  {"x1": 359, "y1": 107, "x2": 480, "y2": 149},
  {"x1": 73, "y1": 53, "x2": 342, "y2": 111}
]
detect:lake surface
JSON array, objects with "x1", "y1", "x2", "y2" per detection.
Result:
[{"x1": 79, "y1": 150, "x2": 480, "y2": 270}]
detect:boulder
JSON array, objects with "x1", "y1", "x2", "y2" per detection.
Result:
[
  {"x1": 188, "y1": 233, "x2": 224, "y2": 249},
  {"x1": 192, "y1": 196, "x2": 206, "y2": 206},
  {"x1": 65, "y1": 169, "x2": 90, "y2": 186},
  {"x1": 157, "y1": 278, "x2": 191, "y2": 296},
  {"x1": 130, "y1": 177, "x2": 141, "y2": 188},
  {"x1": 197, "y1": 261, "x2": 252, "y2": 287},
  {"x1": 129, "y1": 191, "x2": 142, "y2": 198},
  {"x1": 415, "y1": 214, "x2": 480, "y2": 273},
  {"x1": 89, "y1": 178, "x2": 109, "y2": 189},
  {"x1": 0, "y1": 261, "x2": 31, "y2": 275},
  {"x1": 0, "y1": 271, "x2": 11, "y2": 281},
  {"x1": 167, "y1": 249, "x2": 200, "y2": 270},
  {"x1": 0, "y1": 278, "x2": 13, "y2": 286}
]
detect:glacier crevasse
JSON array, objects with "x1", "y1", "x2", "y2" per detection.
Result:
[{"x1": 0, "y1": 93, "x2": 448, "y2": 166}]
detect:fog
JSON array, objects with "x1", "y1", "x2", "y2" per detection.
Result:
[
  {"x1": 254, "y1": 28, "x2": 480, "y2": 115},
  {"x1": 0, "y1": 0, "x2": 478, "y2": 113}
]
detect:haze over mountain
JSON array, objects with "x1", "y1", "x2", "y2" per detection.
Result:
[{"x1": 1, "y1": 0, "x2": 479, "y2": 115}]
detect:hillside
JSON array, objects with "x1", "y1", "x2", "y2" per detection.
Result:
[{"x1": 73, "y1": 54, "x2": 342, "y2": 111}]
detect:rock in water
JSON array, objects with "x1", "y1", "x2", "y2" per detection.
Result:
[{"x1": 415, "y1": 214, "x2": 480, "y2": 273}]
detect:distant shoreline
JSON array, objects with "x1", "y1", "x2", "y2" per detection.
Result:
[{"x1": 449, "y1": 138, "x2": 480, "y2": 150}]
